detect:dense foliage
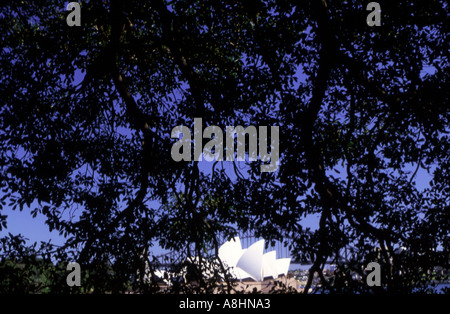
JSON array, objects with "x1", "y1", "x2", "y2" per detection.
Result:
[{"x1": 0, "y1": 0, "x2": 448, "y2": 293}]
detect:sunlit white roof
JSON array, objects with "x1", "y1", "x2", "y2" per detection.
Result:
[
  {"x1": 275, "y1": 258, "x2": 291, "y2": 277},
  {"x1": 153, "y1": 237, "x2": 291, "y2": 283},
  {"x1": 262, "y1": 251, "x2": 278, "y2": 279},
  {"x1": 218, "y1": 236, "x2": 243, "y2": 268},
  {"x1": 236, "y1": 239, "x2": 264, "y2": 281},
  {"x1": 219, "y1": 237, "x2": 290, "y2": 281}
]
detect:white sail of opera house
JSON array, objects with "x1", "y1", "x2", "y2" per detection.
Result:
[
  {"x1": 218, "y1": 237, "x2": 291, "y2": 282},
  {"x1": 153, "y1": 237, "x2": 291, "y2": 283}
]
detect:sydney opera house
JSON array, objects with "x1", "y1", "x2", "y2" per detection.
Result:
[
  {"x1": 218, "y1": 237, "x2": 291, "y2": 282},
  {"x1": 153, "y1": 237, "x2": 297, "y2": 292}
]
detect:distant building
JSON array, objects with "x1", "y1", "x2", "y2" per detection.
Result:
[
  {"x1": 218, "y1": 237, "x2": 291, "y2": 282},
  {"x1": 153, "y1": 237, "x2": 301, "y2": 292}
]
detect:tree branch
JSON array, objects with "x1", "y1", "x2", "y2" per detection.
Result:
[
  {"x1": 153, "y1": 0, "x2": 206, "y2": 116},
  {"x1": 299, "y1": 2, "x2": 396, "y2": 273}
]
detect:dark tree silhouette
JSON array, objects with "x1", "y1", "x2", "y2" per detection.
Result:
[{"x1": 0, "y1": 0, "x2": 448, "y2": 293}]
